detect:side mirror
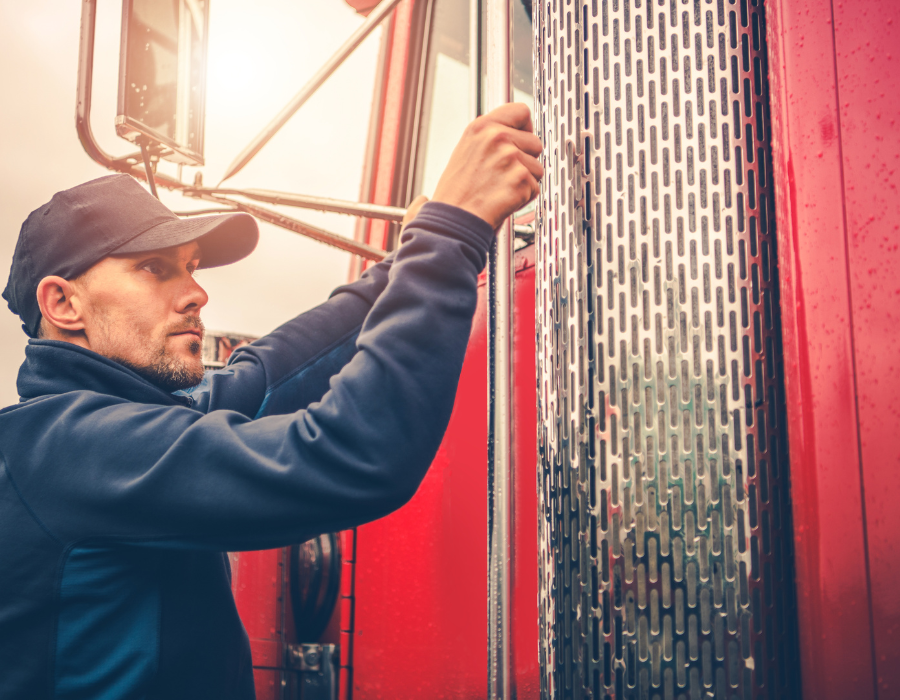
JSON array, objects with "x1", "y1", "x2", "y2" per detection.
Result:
[{"x1": 115, "y1": 0, "x2": 209, "y2": 165}]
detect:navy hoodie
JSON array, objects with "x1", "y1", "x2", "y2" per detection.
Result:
[{"x1": 0, "y1": 203, "x2": 492, "y2": 699}]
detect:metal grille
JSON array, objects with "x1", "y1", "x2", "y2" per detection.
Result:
[{"x1": 533, "y1": 1, "x2": 798, "y2": 698}]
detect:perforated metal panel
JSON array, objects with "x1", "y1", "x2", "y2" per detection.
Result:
[{"x1": 533, "y1": 1, "x2": 798, "y2": 698}]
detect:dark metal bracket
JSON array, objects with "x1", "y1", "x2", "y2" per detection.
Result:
[{"x1": 286, "y1": 644, "x2": 339, "y2": 700}]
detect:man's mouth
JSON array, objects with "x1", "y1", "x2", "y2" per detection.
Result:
[
  {"x1": 168, "y1": 317, "x2": 205, "y2": 346},
  {"x1": 169, "y1": 322, "x2": 204, "y2": 341}
]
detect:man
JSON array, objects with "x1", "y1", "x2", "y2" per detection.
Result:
[{"x1": 0, "y1": 103, "x2": 542, "y2": 698}]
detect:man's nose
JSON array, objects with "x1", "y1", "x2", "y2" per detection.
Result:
[{"x1": 178, "y1": 274, "x2": 209, "y2": 313}]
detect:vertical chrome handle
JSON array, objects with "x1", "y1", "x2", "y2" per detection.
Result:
[{"x1": 484, "y1": 1, "x2": 514, "y2": 698}]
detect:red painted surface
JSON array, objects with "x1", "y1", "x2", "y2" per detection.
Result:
[
  {"x1": 352, "y1": 247, "x2": 540, "y2": 699},
  {"x1": 830, "y1": 2, "x2": 900, "y2": 693},
  {"x1": 767, "y1": 1, "x2": 900, "y2": 698},
  {"x1": 511, "y1": 252, "x2": 541, "y2": 698},
  {"x1": 230, "y1": 549, "x2": 288, "y2": 700},
  {"x1": 338, "y1": 528, "x2": 357, "y2": 699}
]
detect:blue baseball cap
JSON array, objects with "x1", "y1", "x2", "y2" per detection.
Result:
[{"x1": 2, "y1": 174, "x2": 259, "y2": 337}]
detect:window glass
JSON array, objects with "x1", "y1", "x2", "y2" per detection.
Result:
[{"x1": 413, "y1": 0, "x2": 535, "y2": 201}]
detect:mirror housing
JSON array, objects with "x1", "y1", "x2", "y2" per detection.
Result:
[{"x1": 115, "y1": 0, "x2": 209, "y2": 165}]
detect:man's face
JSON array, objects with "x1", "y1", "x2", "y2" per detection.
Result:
[{"x1": 74, "y1": 241, "x2": 209, "y2": 392}]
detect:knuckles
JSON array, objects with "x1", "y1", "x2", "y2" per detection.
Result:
[
  {"x1": 467, "y1": 115, "x2": 491, "y2": 136},
  {"x1": 519, "y1": 175, "x2": 533, "y2": 192},
  {"x1": 485, "y1": 126, "x2": 511, "y2": 148},
  {"x1": 496, "y1": 145, "x2": 519, "y2": 168}
]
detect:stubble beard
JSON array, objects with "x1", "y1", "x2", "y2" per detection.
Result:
[{"x1": 114, "y1": 320, "x2": 207, "y2": 394}]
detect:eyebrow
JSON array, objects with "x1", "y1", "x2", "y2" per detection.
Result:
[{"x1": 185, "y1": 244, "x2": 203, "y2": 264}]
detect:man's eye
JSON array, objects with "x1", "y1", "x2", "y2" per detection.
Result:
[{"x1": 142, "y1": 262, "x2": 164, "y2": 275}]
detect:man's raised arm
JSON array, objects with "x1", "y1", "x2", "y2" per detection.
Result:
[{"x1": 2, "y1": 104, "x2": 544, "y2": 551}]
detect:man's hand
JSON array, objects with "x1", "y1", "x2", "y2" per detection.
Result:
[{"x1": 431, "y1": 103, "x2": 544, "y2": 230}]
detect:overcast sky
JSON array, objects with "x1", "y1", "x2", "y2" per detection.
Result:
[{"x1": 0, "y1": 0, "x2": 381, "y2": 407}]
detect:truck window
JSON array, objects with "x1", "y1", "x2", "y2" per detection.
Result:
[{"x1": 412, "y1": 0, "x2": 534, "y2": 200}]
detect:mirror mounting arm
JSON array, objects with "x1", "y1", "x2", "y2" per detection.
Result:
[
  {"x1": 138, "y1": 140, "x2": 160, "y2": 199},
  {"x1": 192, "y1": 193, "x2": 388, "y2": 262}
]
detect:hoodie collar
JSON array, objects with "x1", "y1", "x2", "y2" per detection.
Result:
[{"x1": 17, "y1": 339, "x2": 192, "y2": 407}]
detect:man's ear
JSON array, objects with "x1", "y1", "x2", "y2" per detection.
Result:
[{"x1": 36, "y1": 276, "x2": 86, "y2": 333}]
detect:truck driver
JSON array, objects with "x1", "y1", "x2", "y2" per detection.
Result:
[{"x1": 0, "y1": 103, "x2": 541, "y2": 698}]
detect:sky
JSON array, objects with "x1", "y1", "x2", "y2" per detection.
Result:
[{"x1": 0, "y1": 0, "x2": 382, "y2": 407}]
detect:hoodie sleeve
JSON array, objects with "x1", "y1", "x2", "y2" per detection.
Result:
[
  {"x1": 4, "y1": 203, "x2": 493, "y2": 550},
  {"x1": 181, "y1": 249, "x2": 397, "y2": 418}
]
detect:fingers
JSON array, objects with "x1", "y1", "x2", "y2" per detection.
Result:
[
  {"x1": 483, "y1": 102, "x2": 533, "y2": 132},
  {"x1": 468, "y1": 104, "x2": 542, "y2": 155},
  {"x1": 517, "y1": 151, "x2": 545, "y2": 181},
  {"x1": 508, "y1": 129, "x2": 544, "y2": 158},
  {"x1": 507, "y1": 159, "x2": 541, "y2": 213},
  {"x1": 505, "y1": 167, "x2": 541, "y2": 221},
  {"x1": 520, "y1": 171, "x2": 541, "y2": 207},
  {"x1": 476, "y1": 122, "x2": 542, "y2": 157}
]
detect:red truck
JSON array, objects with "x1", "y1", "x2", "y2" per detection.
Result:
[{"x1": 75, "y1": 0, "x2": 900, "y2": 698}]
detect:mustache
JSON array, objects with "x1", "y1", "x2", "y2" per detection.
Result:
[{"x1": 169, "y1": 316, "x2": 205, "y2": 337}]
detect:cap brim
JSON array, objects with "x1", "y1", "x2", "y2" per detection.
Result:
[{"x1": 112, "y1": 211, "x2": 259, "y2": 269}]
